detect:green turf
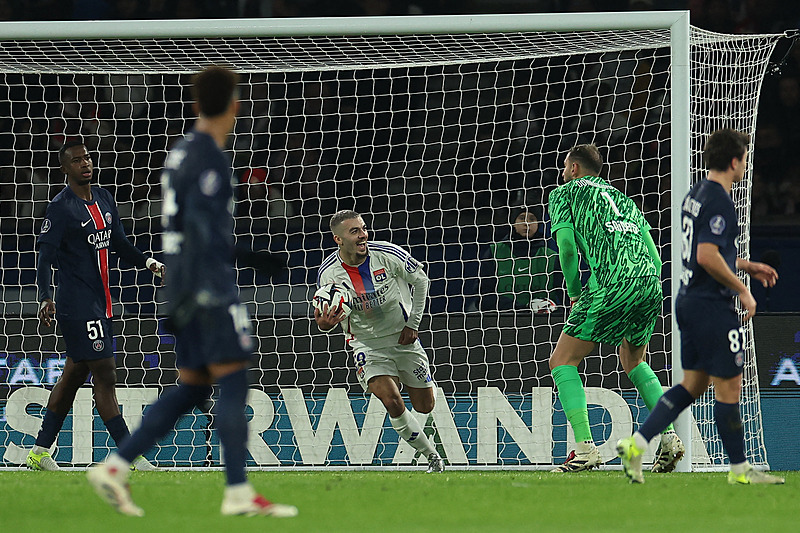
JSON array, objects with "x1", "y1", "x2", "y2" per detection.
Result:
[{"x1": 1, "y1": 470, "x2": 797, "y2": 532}]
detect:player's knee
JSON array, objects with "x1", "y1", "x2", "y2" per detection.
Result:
[{"x1": 380, "y1": 395, "x2": 405, "y2": 416}]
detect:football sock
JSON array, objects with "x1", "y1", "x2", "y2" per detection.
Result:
[
  {"x1": 103, "y1": 414, "x2": 130, "y2": 447},
  {"x1": 216, "y1": 369, "x2": 250, "y2": 486},
  {"x1": 627, "y1": 362, "x2": 675, "y2": 433},
  {"x1": 552, "y1": 365, "x2": 592, "y2": 443},
  {"x1": 34, "y1": 409, "x2": 67, "y2": 449},
  {"x1": 638, "y1": 384, "x2": 694, "y2": 443},
  {"x1": 117, "y1": 383, "x2": 212, "y2": 463},
  {"x1": 730, "y1": 461, "x2": 749, "y2": 476},
  {"x1": 224, "y1": 482, "x2": 255, "y2": 502},
  {"x1": 390, "y1": 409, "x2": 436, "y2": 456},
  {"x1": 715, "y1": 400, "x2": 746, "y2": 464}
]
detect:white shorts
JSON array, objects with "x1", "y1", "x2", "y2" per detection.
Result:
[{"x1": 351, "y1": 340, "x2": 435, "y2": 392}]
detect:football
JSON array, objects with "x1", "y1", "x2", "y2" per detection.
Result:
[{"x1": 312, "y1": 283, "x2": 353, "y2": 317}]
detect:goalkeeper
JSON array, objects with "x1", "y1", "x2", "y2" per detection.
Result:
[
  {"x1": 547, "y1": 144, "x2": 684, "y2": 473},
  {"x1": 315, "y1": 210, "x2": 444, "y2": 473}
]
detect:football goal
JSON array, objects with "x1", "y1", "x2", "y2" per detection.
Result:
[{"x1": 0, "y1": 12, "x2": 784, "y2": 471}]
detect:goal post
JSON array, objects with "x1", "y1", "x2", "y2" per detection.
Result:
[{"x1": 0, "y1": 12, "x2": 783, "y2": 471}]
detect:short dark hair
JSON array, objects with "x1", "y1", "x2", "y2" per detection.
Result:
[
  {"x1": 191, "y1": 65, "x2": 239, "y2": 118},
  {"x1": 567, "y1": 144, "x2": 603, "y2": 175},
  {"x1": 703, "y1": 128, "x2": 751, "y2": 171},
  {"x1": 59, "y1": 140, "x2": 86, "y2": 165},
  {"x1": 330, "y1": 210, "x2": 361, "y2": 233}
]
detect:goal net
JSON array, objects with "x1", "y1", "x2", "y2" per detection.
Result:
[{"x1": 0, "y1": 14, "x2": 782, "y2": 470}]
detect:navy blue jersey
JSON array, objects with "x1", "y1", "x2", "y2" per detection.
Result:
[
  {"x1": 37, "y1": 186, "x2": 147, "y2": 320},
  {"x1": 160, "y1": 130, "x2": 239, "y2": 325},
  {"x1": 678, "y1": 179, "x2": 738, "y2": 300}
]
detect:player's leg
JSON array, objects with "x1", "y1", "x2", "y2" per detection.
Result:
[
  {"x1": 549, "y1": 332, "x2": 599, "y2": 472},
  {"x1": 27, "y1": 357, "x2": 90, "y2": 470},
  {"x1": 87, "y1": 355, "x2": 157, "y2": 471},
  {"x1": 88, "y1": 365, "x2": 215, "y2": 516},
  {"x1": 618, "y1": 369, "x2": 708, "y2": 483},
  {"x1": 371, "y1": 375, "x2": 437, "y2": 453},
  {"x1": 620, "y1": 339, "x2": 684, "y2": 473},
  {"x1": 86, "y1": 356, "x2": 129, "y2": 445},
  {"x1": 407, "y1": 385, "x2": 444, "y2": 473},
  {"x1": 207, "y1": 361, "x2": 297, "y2": 517},
  {"x1": 714, "y1": 374, "x2": 784, "y2": 484}
]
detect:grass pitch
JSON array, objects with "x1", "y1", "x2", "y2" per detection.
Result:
[{"x1": 1, "y1": 469, "x2": 797, "y2": 533}]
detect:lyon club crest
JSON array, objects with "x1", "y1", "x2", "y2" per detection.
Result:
[{"x1": 373, "y1": 268, "x2": 387, "y2": 282}]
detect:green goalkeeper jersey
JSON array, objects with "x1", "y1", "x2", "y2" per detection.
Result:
[{"x1": 548, "y1": 175, "x2": 657, "y2": 291}]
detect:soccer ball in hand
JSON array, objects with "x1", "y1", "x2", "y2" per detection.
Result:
[{"x1": 312, "y1": 283, "x2": 352, "y2": 318}]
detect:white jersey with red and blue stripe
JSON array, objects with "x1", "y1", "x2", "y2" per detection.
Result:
[{"x1": 317, "y1": 241, "x2": 430, "y2": 350}]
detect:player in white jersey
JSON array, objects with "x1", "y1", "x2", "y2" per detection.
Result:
[{"x1": 315, "y1": 210, "x2": 444, "y2": 473}]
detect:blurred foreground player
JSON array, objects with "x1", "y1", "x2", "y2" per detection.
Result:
[
  {"x1": 28, "y1": 140, "x2": 163, "y2": 472},
  {"x1": 617, "y1": 129, "x2": 783, "y2": 485},
  {"x1": 87, "y1": 66, "x2": 297, "y2": 517}
]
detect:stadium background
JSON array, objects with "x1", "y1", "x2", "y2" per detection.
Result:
[{"x1": 0, "y1": 1, "x2": 798, "y2": 469}]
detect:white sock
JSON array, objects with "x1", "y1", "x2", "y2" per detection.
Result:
[
  {"x1": 224, "y1": 482, "x2": 254, "y2": 501},
  {"x1": 731, "y1": 461, "x2": 749, "y2": 476},
  {"x1": 576, "y1": 440, "x2": 596, "y2": 453},
  {"x1": 390, "y1": 409, "x2": 436, "y2": 456},
  {"x1": 633, "y1": 432, "x2": 648, "y2": 451},
  {"x1": 32, "y1": 445, "x2": 49, "y2": 455}
]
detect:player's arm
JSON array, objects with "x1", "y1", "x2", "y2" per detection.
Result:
[
  {"x1": 36, "y1": 241, "x2": 57, "y2": 327},
  {"x1": 393, "y1": 250, "x2": 429, "y2": 345},
  {"x1": 641, "y1": 228, "x2": 662, "y2": 271},
  {"x1": 696, "y1": 242, "x2": 756, "y2": 320},
  {"x1": 400, "y1": 270, "x2": 429, "y2": 345},
  {"x1": 555, "y1": 228, "x2": 581, "y2": 303},
  {"x1": 109, "y1": 204, "x2": 166, "y2": 283},
  {"x1": 735, "y1": 258, "x2": 778, "y2": 288},
  {"x1": 235, "y1": 246, "x2": 286, "y2": 278}
]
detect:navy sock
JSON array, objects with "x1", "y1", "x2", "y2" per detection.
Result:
[
  {"x1": 215, "y1": 369, "x2": 249, "y2": 486},
  {"x1": 715, "y1": 400, "x2": 746, "y2": 464},
  {"x1": 638, "y1": 384, "x2": 695, "y2": 443},
  {"x1": 35, "y1": 409, "x2": 67, "y2": 448},
  {"x1": 104, "y1": 414, "x2": 130, "y2": 447},
  {"x1": 117, "y1": 384, "x2": 212, "y2": 463}
]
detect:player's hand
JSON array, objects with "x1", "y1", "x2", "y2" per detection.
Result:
[
  {"x1": 398, "y1": 326, "x2": 418, "y2": 345},
  {"x1": 738, "y1": 288, "x2": 757, "y2": 321},
  {"x1": 744, "y1": 260, "x2": 778, "y2": 288},
  {"x1": 38, "y1": 299, "x2": 55, "y2": 328},
  {"x1": 146, "y1": 258, "x2": 166, "y2": 286},
  {"x1": 314, "y1": 304, "x2": 347, "y2": 330}
]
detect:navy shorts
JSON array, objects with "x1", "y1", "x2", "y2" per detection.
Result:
[
  {"x1": 175, "y1": 304, "x2": 254, "y2": 370},
  {"x1": 676, "y1": 295, "x2": 745, "y2": 378},
  {"x1": 59, "y1": 317, "x2": 114, "y2": 362}
]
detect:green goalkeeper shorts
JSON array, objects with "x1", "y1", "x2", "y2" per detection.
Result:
[{"x1": 564, "y1": 275, "x2": 662, "y2": 346}]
